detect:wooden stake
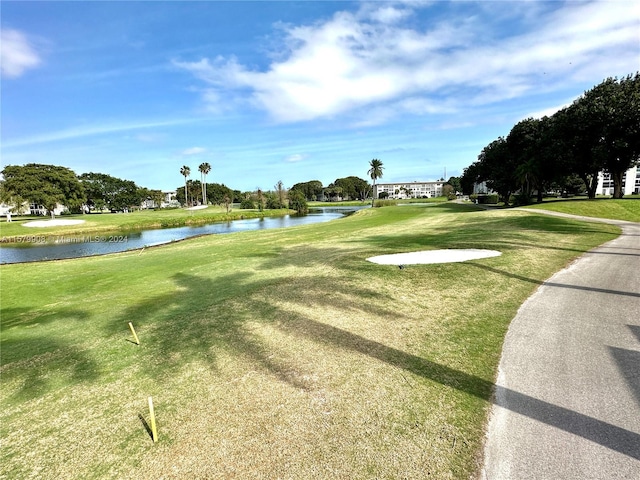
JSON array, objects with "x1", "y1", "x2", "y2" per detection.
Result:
[
  {"x1": 128, "y1": 322, "x2": 140, "y2": 345},
  {"x1": 148, "y1": 396, "x2": 158, "y2": 443}
]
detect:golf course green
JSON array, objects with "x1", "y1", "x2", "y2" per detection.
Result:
[{"x1": 0, "y1": 201, "x2": 629, "y2": 478}]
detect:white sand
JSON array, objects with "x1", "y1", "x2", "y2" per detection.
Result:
[
  {"x1": 367, "y1": 249, "x2": 501, "y2": 265},
  {"x1": 186, "y1": 205, "x2": 208, "y2": 211},
  {"x1": 23, "y1": 219, "x2": 86, "y2": 228}
]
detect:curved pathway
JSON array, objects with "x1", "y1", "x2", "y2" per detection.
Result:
[{"x1": 482, "y1": 210, "x2": 640, "y2": 479}]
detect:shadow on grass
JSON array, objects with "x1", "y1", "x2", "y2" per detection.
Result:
[
  {"x1": 109, "y1": 263, "x2": 406, "y2": 391},
  {"x1": 138, "y1": 414, "x2": 154, "y2": 442},
  {"x1": 107, "y1": 257, "x2": 640, "y2": 460},
  {"x1": 1, "y1": 306, "x2": 99, "y2": 401},
  {"x1": 287, "y1": 317, "x2": 640, "y2": 461},
  {"x1": 3, "y1": 203, "x2": 636, "y2": 467},
  {"x1": 466, "y1": 262, "x2": 640, "y2": 298},
  {"x1": 348, "y1": 212, "x2": 619, "y2": 257}
]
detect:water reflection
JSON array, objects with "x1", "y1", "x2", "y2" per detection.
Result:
[{"x1": 0, "y1": 207, "x2": 365, "y2": 264}]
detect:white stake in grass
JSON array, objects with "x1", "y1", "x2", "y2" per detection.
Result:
[
  {"x1": 128, "y1": 322, "x2": 140, "y2": 345},
  {"x1": 148, "y1": 396, "x2": 158, "y2": 443}
]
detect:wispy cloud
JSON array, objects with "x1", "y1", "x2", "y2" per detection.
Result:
[
  {"x1": 284, "y1": 153, "x2": 308, "y2": 163},
  {"x1": 3, "y1": 118, "x2": 198, "y2": 148},
  {"x1": 1, "y1": 29, "x2": 41, "y2": 78},
  {"x1": 175, "y1": 1, "x2": 638, "y2": 125},
  {"x1": 181, "y1": 146, "x2": 206, "y2": 155}
]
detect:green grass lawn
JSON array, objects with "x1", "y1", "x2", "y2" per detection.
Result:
[
  {"x1": 522, "y1": 197, "x2": 640, "y2": 222},
  {"x1": 0, "y1": 202, "x2": 621, "y2": 479}
]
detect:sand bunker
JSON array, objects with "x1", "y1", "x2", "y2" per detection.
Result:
[
  {"x1": 186, "y1": 205, "x2": 208, "y2": 211},
  {"x1": 23, "y1": 219, "x2": 86, "y2": 228},
  {"x1": 367, "y1": 249, "x2": 501, "y2": 265}
]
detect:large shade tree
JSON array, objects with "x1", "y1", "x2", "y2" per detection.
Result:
[
  {"x1": 586, "y1": 74, "x2": 640, "y2": 198},
  {"x1": 367, "y1": 159, "x2": 384, "y2": 206},
  {"x1": 477, "y1": 137, "x2": 518, "y2": 205},
  {"x1": 334, "y1": 176, "x2": 370, "y2": 201},
  {"x1": 290, "y1": 180, "x2": 324, "y2": 201},
  {"x1": 553, "y1": 101, "x2": 606, "y2": 199},
  {"x1": 79, "y1": 172, "x2": 142, "y2": 211},
  {"x1": 1, "y1": 163, "x2": 85, "y2": 218},
  {"x1": 506, "y1": 116, "x2": 565, "y2": 203}
]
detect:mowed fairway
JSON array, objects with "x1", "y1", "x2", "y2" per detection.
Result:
[{"x1": 0, "y1": 204, "x2": 620, "y2": 479}]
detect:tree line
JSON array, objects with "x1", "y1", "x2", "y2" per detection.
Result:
[
  {"x1": 460, "y1": 73, "x2": 640, "y2": 204},
  {"x1": 1, "y1": 162, "x2": 379, "y2": 219},
  {"x1": 0, "y1": 164, "x2": 168, "y2": 217}
]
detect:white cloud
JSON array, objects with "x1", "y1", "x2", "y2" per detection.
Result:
[
  {"x1": 3, "y1": 118, "x2": 197, "y2": 148},
  {"x1": 181, "y1": 147, "x2": 206, "y2": 155},
  {"x1": 365, "y1": 5, "x2": 413, "y2": 24},
  {"x1": 1, "y1": 29, "x2": 41, "y2": 78},
  {"x1": 284, "y1": 153, "x2": 308, "y2": 163},
  {"x1": 175, "y1": 1, "x2": 639, "y2": 124}
]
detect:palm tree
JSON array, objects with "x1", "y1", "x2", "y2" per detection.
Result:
[
  {"x1": 180, "y1": 165, "x2": 190, "y2": 207},
  {"x1": 367, "y1": 159, "x2": 384, "y2": 206},
  {"x1": 198, "y1": 162, "x2": 211, "y2": 205}
]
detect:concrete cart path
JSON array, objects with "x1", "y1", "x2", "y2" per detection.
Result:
[{"x1": 482, "y1": 211, "x2": 640, "y2": 479}]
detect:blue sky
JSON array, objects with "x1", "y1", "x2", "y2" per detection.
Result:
[{"x1": 2, "y1": 1, "x2": 638, "y2": 192}]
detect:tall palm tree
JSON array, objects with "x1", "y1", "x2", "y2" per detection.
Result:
[
  {"x1": 198, "y1": 162, "x2": 211, "y2": 205},
  {"x1": 180, "y1": 165, "x2": 190, "y2": 207},
  {"x1": 367, "y1": 159, "x2": 384, "y2": 206}
]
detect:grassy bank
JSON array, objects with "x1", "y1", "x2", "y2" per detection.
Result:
[
  {"x1": 309, "y1": 197, "x2": 449, "y2": 208},
  {"x1": 0, "y1": 203, "x2": 620, "y2": 478},
  {"x1": 522, "y1": 197, "x2": 640, "y2": 222},
  {"x1": 0, "y1": 206, "x2": 293, "y2": 239}
]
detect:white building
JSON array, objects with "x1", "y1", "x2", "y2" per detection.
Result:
[
  {"x1": 597, "y1": 166, "x2": 640, "y2": 196},
  {"x1": 0, "y1": 202, "x2": 30, "y2": 217},
  {"x1": 0, "y1": 202, "x2": 66, "y2": 217},
  {"x1": 162, "y1": 190, "x2": 179, "y2": 208},
  {"x1": 374, "y1": 181, "x2": 445, "y2": 199}
]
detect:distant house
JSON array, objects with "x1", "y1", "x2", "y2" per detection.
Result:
[
  {"x1": 162, "y1": 190, "x2": 179, "y2": 208},
  {"x1": 597, "y1": 166, "x2": 640, "y2": 196},
  {"x1": 374, "y1": 181, "x2": 445, "y2": 199},
  {"x1": 29, "y1": 203, "x2": 67, "y2": 216},
  {"x1": 0, "y1": 201, "x2": 67, "y2": 217},
  {"x1": 472, "y1": 181, "x2": 493, "y2": 195},
  {"x1": 0, "y1": 201, "x2": 30, "y2": 217},
  {"x1": 141, "y1": 190, "x2": 179, "y2": 209}
]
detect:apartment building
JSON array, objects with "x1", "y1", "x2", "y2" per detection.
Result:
[
  {"x1": 374, "y1": 181, "x2": 444, "y2": 199},
  {"x1": 597, "y1": 166, "x2": 640, "y2": 196}
]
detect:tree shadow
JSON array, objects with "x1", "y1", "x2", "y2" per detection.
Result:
[
  {"x1": 627, "y1": 325, "x2": 640, "y2": 343},
  {"x1": 1, "y1": 306, "x2": 98, "y2": 401},
  {"x1": 609, "y1": 346, "x2": 640, "y2": 410},
  {"x1": 107, "y1": 259, "x2": 640, "y2": 460},
  {"x1": 494, "y1": 386, "x2": 640, "y2": 460},
  {"x1": 609, "y1": 325, "x2": 640, "y2": 409},
  {"x1": 466, "y1": 262, "x2": 640, "y2": 298},
  {"x1": 352, "y1": 212, "x2": 619, "y2": 257},
  {"x1": 109, "y1": 267, "x2": 406, "y2": 391},
  {"x1": 275, "y1": 312, "x2": 640, "y2": 460}
]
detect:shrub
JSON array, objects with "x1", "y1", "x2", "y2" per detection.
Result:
[
  {"x1": 240, "y1": 198, "x2": 255, "y2": 209},
  {"x1": 511, "y1": 193, "x2": 533, "y2": 206}
]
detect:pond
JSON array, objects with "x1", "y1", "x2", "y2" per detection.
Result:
[{"x1": 0, "y1": 207, "x2": 367, "y2": 264}]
